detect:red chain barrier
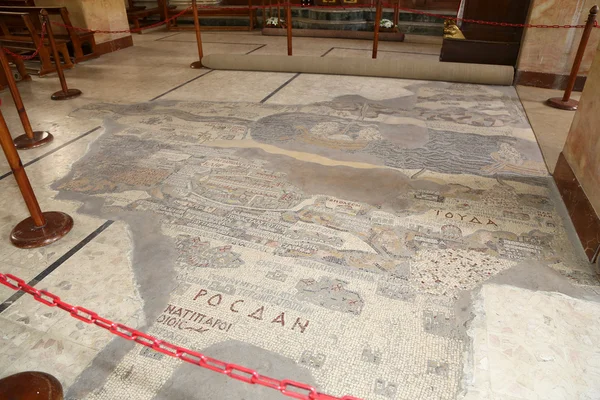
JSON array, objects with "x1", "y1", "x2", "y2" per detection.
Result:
[
  {"x1": 0, "y1": 272, "x2": 362, "y2": 400},
  {"x1": 3, "y1": 22, "x2": 47, "y2": 60},
  {"x1": 52, "y1": 6, "x2": 192, "y2": 34},
  {"x1": 44, "y1": 2, "x2": 598, "y2": 35},
  {"x1": 380, "y1": 3, "x2": 593, "y2": 28}
]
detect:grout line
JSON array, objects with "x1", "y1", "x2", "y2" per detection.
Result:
[
  {"x1": 149, "y1": 70, "x2": 214, "y2": 101},
  {"x1": 0, "y1": 126, "x2": 102, "y2": 182},
  {"x1": 260, "y1": 73, "x2": 301, "y2": 104},
  {"x1": 159, "y1": 40, "x2": 267, "y2": 46},
  {"x1": 321, "y1": 47, "x2": 335, "y2": 57},
  {"x1": 245, "y1": 44, "x2": 267, "y2": 54},
  {"x1": 155, "y1": 32, "x2": 182, "y2": 41},
  {"x1": 331, "y1": 46, "x2": 439, "y2": 56},
  {"x1": 0, "y1": 220, "x2": 115, "y2": 314}
]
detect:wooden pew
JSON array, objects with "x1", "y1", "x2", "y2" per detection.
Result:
[
  {"x1": 126, "y1": 0, "x2": 146, "y2": 12},
  {"x1": 0, "y1": 11, "x2": 74, "y2": 76},
  {"x1": 127, "y1": 0, "x2": 175, "y2": 33},
  {"x1": 164, "y1": 0, "x2": 256, "y2": 31},
  {"x1": 0, "y1": 0, "x2": 35, "y2": 5},
  {"x1": 0, "y1": 50, "x2": 31, "y2": 90},
  {"x1": 0, "y1": 6, "x2": 97, "y2": 63}
]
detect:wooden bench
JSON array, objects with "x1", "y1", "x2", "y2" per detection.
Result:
[
  {"x1": 0, "y1": 0, "x2": 35, "y2": 6},
  {"x1": 164, "y1": 0, "x2": 257, "y2": 31},
  {"x1": 0, "y1": 50, "x2": 31, "y2": 90},
  {"x1": 0, "y1": 11, "x2": 74, "y2": 76},
  {"x1": 0, "y1": 5, "x2": 97, "y2": 63},
  {"x1": 127, "y1": 0, "x2": 175, "y2": 33}
]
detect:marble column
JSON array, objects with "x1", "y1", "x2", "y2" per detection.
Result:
[
  {"x1": 516, "y1": 0, "x2": 600, "y2": 89},
  {"x1": 554, "y1": 42, "x2": 600, "y2": 262}
]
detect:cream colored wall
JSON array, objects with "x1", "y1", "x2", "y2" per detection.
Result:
[
  {"x1": 518, "y1": 0, "x2": 600, "y2": 76},
  {"x1": 35, "y1": 0, "x2": 130, "y2": 44},
  {"x1": 563, "y1": 43, "x2": 600, "y2": 215}
]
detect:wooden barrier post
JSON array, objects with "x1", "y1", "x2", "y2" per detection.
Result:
[
  {"x1": 546, "y1": 5, "x2": 599, "y2": 111},
  {"x1": 41, "y1": 10, "x2": 82, "y2": 101},
  {"x1": 0, "y1": 48, "x2": 53, "y2": 150},
  {"x1": 277, "y1": 2, "x2": 281, "y2": 26},
  {"x1": 0, "y1": 105, "x2": 73, "y2": 248},
  {"x1": 372, "y1": 0, "x2": 382, "y2": 59},
  {"x1": 393, "y1": 0, "x2": 400, "y2": 28},
  {"x1": 190, "y1": 0, "x2": 204, "y2": 68},
  {"x1": 287, "y1": 2, "x2": 292, "y2": 56}
]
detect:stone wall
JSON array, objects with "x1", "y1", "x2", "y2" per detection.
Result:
[
  {"x1": 37, "y1": 0, "x2": 130, "y2": 45},
  {"x1": 516, "y1": 0, "x2": 600, "y2": 88},
  {"x1": 554, "y1": 42, "x2": 600, "y2": 261}
]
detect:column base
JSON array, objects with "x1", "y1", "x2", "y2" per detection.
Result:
[
  {"x1": 51, "y1": 88, "x2": 82, "y2": 101},
  {"x1": 546, "y1": 97, "x2": 578, "y2": 111},
  {"x1": 13, "y1": 131, "x2": 54, "y2": 150},
  {"x1": 11, "y1": 211, "x2": 74, "y2": 249},
  {"x1": 190, "y1": 61, "x2": 203, "y2": 69}
]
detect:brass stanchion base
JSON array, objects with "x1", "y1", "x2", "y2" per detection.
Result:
[
  {"x1": 190, "y1": 61, "x2": 203, "y2": 69},
  {"x1": 13, "y1": 131, "x2": 54, "y2": 150},
  {"x1": 51, "y1": 88, "x2": 82, "y2": 101},
  {"x1": 546, "y1": 97, "x2": 579, "y2": 111},
  {"x1": 11, "y1": 211, "x2": 74, "y2": 249}
]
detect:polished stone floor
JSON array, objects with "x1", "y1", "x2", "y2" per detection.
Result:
[{"x1": 0, "y1": 31, "x2": 599, "y2": 400}]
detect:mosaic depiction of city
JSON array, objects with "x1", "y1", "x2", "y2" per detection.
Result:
[{"x1": 57, "y1": 82, "x2": 587, "y2": 400}]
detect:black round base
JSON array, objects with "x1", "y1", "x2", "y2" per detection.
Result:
[
  {"x1": 190, "y1": 61, "x2": 203, "y2": 69},
  {"x1": 51, "y1": 88, "x2": 82, "y2": 101},
  {"x1": 13, "y1": 131, "x2": 54, "y2": 150},
  {"x1": 11, "y1": 211, "x2": 74, "y2": 249},
  {"x1": 546, "y1": 97, "x2": 578, "y2": 111}
]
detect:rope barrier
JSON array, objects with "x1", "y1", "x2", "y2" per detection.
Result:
[
  {"x1": 3, "y1": 22, "x2": 47, "y2": 60},
  {"x1": 0, "y1": 272, "x2": 362, "y2": 400}
]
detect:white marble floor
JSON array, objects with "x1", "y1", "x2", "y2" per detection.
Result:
[{"x1": 0, "y1": 31, "x2": 598, "y2": 400}]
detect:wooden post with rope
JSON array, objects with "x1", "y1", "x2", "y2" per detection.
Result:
[
  {"x1": 41, "y1": 10, "x2": 82, "y2": 100},
  {"x1": 0, "y1": 103, "x2": 73, "y2": 248},
  {"x1": 372, "y1": 0, "x2": 382, "y2": 59},
  {"x1": 0, "y1": 47, "x2": 53, "y2": 149},
  {"x1": 190, "y1": 0, "x2": 204, "y2": 68},
  {"x1": 546, "y1": 5, "x2": 599, "y2": 110},
  {"x1": 286, "y1": 2, "x2": 292, "y2": 56}
]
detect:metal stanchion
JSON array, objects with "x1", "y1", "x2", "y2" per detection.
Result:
[
  {"x1": 0, "y1": 105, "x2": 73, "y2": 248},
  {"x1": 546, "y1": 5, "x2": 599, "y2": 111},
  {"x1": 372, "y1": 0, "x2": 382, "y2": 59},
  {"x1": 41, "y1": 10, "x2": 82, "y2": 101},
  {"x1": 286, "y1": 3, "x2": 292, "y2": 56},
  {"x1": 190, "y1": 0, "x2": 204, "y2": 68},
  {"x1": 0, "y1": 48, "x2": 53, "y2": 150}
]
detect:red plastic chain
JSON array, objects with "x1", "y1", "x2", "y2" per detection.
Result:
[
  {"x1": 52, "y1": 6, "x2": 192, "y2": 34},
  {"x1": 379, "y1": 3, "x2": 590, "y2": 28},
  {"x1": 45, "y1": 2, "x2": 598, "y2": 35},
  {"x1": 3, "y1": 22, "x2": 47, "y2": 60},
  {"x1": 0, "y1": 272, "x2": 362, "y2": 400}
]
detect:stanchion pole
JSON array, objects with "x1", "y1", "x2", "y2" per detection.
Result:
[
  {"x1": 286, "y1": 2, "x2": 292, "y2": 56},
  {"x1": 0, "y1": 47, "x2": 53, "y2": 150},
  {"x1": 546, "y1": 5, "x2": 599, "y2": 111},
  {"x1": 0, "y1": 105, "x2": 73, "y2": 248},
  {"x1": 277, "y1": 1, "x2": 281, "y2": 26},
  {"x1": 372, "y1": 0, "x2": 382, "y2": 59},
  {"x1": 41, "y1": 10, "x2": 82, "y2": 101},
  {"x1": 190, "y1": 0, "x2": 204, "y2": 69},
  {"x1": 393, "y1": 0, "x2": 400, "y2": 28}
]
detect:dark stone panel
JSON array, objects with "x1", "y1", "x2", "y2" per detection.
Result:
[{"x1": 554, "y1": 152, "x2": 600, "y2": 262}]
